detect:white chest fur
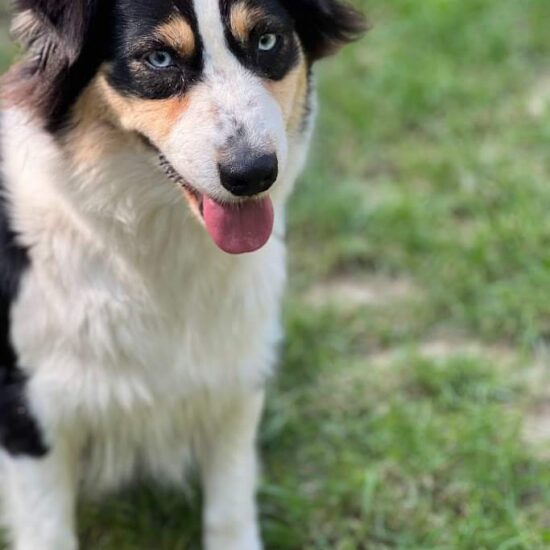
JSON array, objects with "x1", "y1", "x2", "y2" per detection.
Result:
[{"x1": 3, "y1": 110, "x2": 287, "y2": 491}]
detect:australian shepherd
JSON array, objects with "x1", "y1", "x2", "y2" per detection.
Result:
[{"x1": 0, "y1": 0, "x2": 365, "y2": 548}]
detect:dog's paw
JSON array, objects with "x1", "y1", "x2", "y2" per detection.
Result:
[{"x1": 204, "y1": 523, "x2": 262, "y2": 550}]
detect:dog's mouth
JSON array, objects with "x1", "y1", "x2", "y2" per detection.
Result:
[{"x1": 158, "y1": 154, "x2": 274, "y2": 255}]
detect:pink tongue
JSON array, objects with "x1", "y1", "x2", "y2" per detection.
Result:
[{"x1": 202, "y1": 196, "x2": 274, "y2": 255}]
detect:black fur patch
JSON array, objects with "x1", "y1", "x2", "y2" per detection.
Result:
[
  {"x1": 278, "y1": 0, "x2": 367, "y2": 61},
  {"x1": 9, "y1": 0, "x2": 208, "y2": 128},
  {"x1": 0, "y1": 134, "x2": 48, "y2": 458},
  {"x1": 106, "y1": 0, "x2": 204, "y2": 100},
  {"x1": 220, "y1": 0, "x2": 300, "y2": 81}
]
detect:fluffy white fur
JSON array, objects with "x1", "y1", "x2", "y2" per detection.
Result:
[
  {"x1": 0, "y1": 2, "x2": 315, "y2": 548},
  {"x1": 0, "y1": 104, "x2": 301, "y2": 550}
]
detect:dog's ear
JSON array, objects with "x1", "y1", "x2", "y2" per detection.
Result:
[
  {"x1": 12, "y1": 0, "x2": 100, "y2": 66},
  {"x1": 7, "y1": 0, "x2": 107, "y2": 128},
  {"x1": 282, "y1": 0, "x2": 367, "y2": 62}
]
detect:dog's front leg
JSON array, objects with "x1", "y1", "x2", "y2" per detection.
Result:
[
  {"x1": 197, "y1": 391, "x2": 265, "y2": 550},
  {"x1": 1, "y1": 441, "x2": 79, "y2": 550}
]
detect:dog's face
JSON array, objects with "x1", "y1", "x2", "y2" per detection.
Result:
[
  {"x1": 100, "y1": 0, "x2": 307, "y2": 253},
  {"x1": 10, "y1": 0, "x2": 365, "y2": 254}
]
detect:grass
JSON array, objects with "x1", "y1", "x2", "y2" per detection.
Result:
[{"x1": 3, "y1": 0, "x2": 550, "y2": 548}]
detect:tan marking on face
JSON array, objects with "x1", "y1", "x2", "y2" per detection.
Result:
[
  {"x1": 265, "y1": 50, "x2": 308, "y2": 134},
  {"x1": 64, "y1": 67, "x2": 195, "y2": 167},
  {"x1": 64, "y1": 77, "x2": 136, "y2": 166},
  {"x1": 155, "y1": 16, "x2": 196, "y2": 58},
  {"x1": 230, "y1": 1, "x2": 265, "y2": 43},
  {"x1": 64, "y1": 72, "x2": 204, "y2": 221},
  {"x1": 96, "y1": 73, "x2": 191, "y2": 145}
]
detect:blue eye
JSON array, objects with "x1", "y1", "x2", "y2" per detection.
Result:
[
  {"x1": 146, "y1": 50, "x2": 174, "y2": 69},
  {"x1": 258, "y1": 33, "x2": 279, "y2": 52}
]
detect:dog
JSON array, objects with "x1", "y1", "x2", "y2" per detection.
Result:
[{"x1": 0, "y1": 1, "x2": 365, "y2": 548}]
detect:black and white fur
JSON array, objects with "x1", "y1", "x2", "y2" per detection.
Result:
[{"x1": 0, "y1": 1, "x2": 365, "y2": 548}]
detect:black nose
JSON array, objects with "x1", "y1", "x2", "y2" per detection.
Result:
[{"x1": 218, "y1": 153, "x2": 278, "y2": 197}]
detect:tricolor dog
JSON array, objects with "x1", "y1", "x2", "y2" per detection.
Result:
[{"x1": 0, "y1": 0, "x2": 365, "y2": 548}]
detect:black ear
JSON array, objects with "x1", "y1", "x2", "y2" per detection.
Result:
[
  {"x1": 282, "y1": 0, "x2": 368, "y2": 62},
  {"x1": 6, "y1": 0, "x2": 107, "y2": 129}
]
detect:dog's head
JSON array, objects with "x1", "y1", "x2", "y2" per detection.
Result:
[{"x1": 9, "y1": 0, "x2": 366, "y2": 254}]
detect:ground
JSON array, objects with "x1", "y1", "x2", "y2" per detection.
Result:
[{"x1": 2, "y1": 0, "x2": 550, "y2": 548}]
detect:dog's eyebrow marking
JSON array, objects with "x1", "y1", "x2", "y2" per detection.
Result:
[
  {"x1": 230, "y1": 1, "x2": 266, "y2": 43},
  {"x1": 154, "y1": 16, "x2": 196, "y2": 57}
]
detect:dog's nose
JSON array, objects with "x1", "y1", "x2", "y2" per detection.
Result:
[{"x1": 218, "y1": 152, "x2": 278, "y2": 197}]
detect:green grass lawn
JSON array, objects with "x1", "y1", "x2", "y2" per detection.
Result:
[{"x1": 3, "y1": 0, "x2": 550, "y2": 548}]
